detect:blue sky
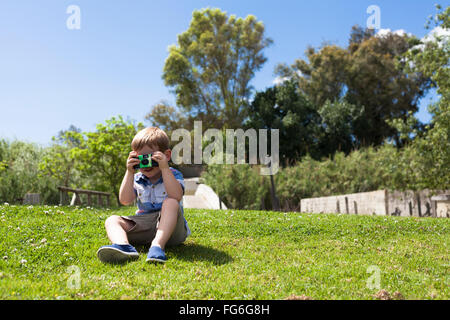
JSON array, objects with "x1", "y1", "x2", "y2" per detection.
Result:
[{"x1": 0, "y1": 0, "x2": 446, "y2": 146}]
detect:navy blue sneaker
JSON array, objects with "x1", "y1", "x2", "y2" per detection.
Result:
[
  {"x1": 96, "y1": 244, "x2": 139, "y2": 263},
  {"x1": 146, "y1": 246, "x2": 167, "y2": 264}
]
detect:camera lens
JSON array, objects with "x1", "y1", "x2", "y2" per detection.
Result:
[{"x1": 141, "y1": 159, "x2": 149, "y2": 165}]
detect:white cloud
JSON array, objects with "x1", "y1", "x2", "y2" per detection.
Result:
[
  {"x1": 411, "y1": 26, "x2": 450, "y2": 52},
  {"x1": 376, "y1": 28, "x2": 411, "y2": 38},
  {"x1": 272, "y1": 70, "x2": 304, "y2": 86},
  {"x1": 272, "y1": 76, "x2": 289, "y2": 86},
  {"x1": 422, "y1": 26, "x2": 450, "y2": 43}
]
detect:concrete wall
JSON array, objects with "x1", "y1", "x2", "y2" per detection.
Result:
[
  {"x1": 386, "y1": 189, "x2": 448, "y2": 217},
  {"x1": 433, "y1": 195, "x2": 450, "y2": 218},
  {"x1": 300, "y1": 190, "x2": 449, "y2": 217},
  {"x1": 301, "y1": 190, "x2": 387, "y2": 216}
]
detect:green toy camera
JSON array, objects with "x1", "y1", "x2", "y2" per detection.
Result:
[{"x1": 133, "y1": 154, "x2": 158, "y2": 169}]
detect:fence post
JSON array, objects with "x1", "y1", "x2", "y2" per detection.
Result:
[{"x1": 59, "y1": 189, "x2": 64, "y2": 206}]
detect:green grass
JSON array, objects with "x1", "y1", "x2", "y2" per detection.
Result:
[{"x1": 0, "y1": 204, "x2": 448, "y2": 300}]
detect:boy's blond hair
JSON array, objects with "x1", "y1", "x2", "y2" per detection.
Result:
[{"x1": 131, "y1": 127, "x2": 170, "y2": 152}]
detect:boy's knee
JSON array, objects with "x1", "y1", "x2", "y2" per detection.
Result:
[
  {"x1": 105, "y1": 215, "x2": 134, "y2": 231},
  {"x1": 105, "y1": 215, "x2": 121, "y2": 228}
]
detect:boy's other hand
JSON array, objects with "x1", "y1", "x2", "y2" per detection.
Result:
[
  {"x1": 151, "y1": 151, "x2": 169, "y2": 169},
  {"x1": 127, "y1": 151, "x2": 140, "y2": 173}
]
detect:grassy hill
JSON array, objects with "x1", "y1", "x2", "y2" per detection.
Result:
[{"x1": 0, "y1": 204, "x2": 448, "y2": 299}]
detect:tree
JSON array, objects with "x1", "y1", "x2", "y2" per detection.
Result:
[
  {"x1": 39, "y1": 125, "x2": 83, "y2": 188},
  {"x1": 402, "y1": 5, "x2": 450, "y2": 189},
  {"x1": 246, "y1": 80, "x2": 322, "y2": 164},
  {"x1": 318, "y1": 99, "x2": 364, "y2": 155},
  {"x1": 69, "y1": 116, "x2": 144, "y2": 205},
  {"x1": 145, "y1": 101, "x2": 189, "y2": 134},
  {"x1": 347, "y1": 27, "x2": 430, "y2": 146},
  {"x1": 162, "y1": 8, "x2": 272, "y2": 130},
  {"x1": 275, "y1": 25, "x2": 430, "y2": 147},
  {"x1": 1, "y1": 140, "x2": 59, "y2": 204},
  {"x1": 275, "y1": 45, "x2": 350, "y2": 107}
]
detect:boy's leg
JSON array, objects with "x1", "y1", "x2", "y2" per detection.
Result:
[
  {"x1": 97, "y1": 215, "x2": 139, "y2": 263},
  {"x1": 104, "y1": 215, "x2": 135, "y2": 245},
  {"x1": 151, "y1": 198, "x2": 179, "y2": 250}
]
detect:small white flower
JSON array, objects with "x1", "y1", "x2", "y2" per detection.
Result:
[
  {"x1": 20, "y1": 259, "x2": 27, "y2": 264},
  {"x1": 3, "y1": 202, "x2": 9, "y2": 206}
]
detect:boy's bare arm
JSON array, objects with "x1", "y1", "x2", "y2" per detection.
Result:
[
  {"x1": 119, "y1": 151, "x2": 139, "y2": 205},
  {"x1": 152, "y1": 151, "x2": 183, "y2": 202},
  {"x1": 160, "y1": 168, "x2": 183, "y2": 201}
]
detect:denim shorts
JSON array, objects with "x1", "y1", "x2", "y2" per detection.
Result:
[{"x1": 121, "y1": 207, "x2": 188, "y2": 246}]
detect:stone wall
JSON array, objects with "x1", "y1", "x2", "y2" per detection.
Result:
[
  {"x1": 386, "y1": 189, "x2": 448, "y2": 217},
  {"x1": 300, "y1": 190, "x2": 449, "y2": 217}
]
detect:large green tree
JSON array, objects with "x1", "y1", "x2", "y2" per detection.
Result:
[
  {"x1": 39, "y1": 125, "x2": 83, "y2": 188},
  {"x1": 402, "y1": 5, "x2": 449, "y2": 189},
  {"x1": 247, "y1": 80, "x2": 364, "y2": 162},
  {"x1": 0, "y1": 140, "x2": 59, "y2": 204},
  {"x1": 275, "y1": 45, "x2": 350, "y2": 108},
  {"x1": 276, "y1": 26, "x2": 431, "y2": 147},
  {"x1": 62, "y1": 116, "x2": 144, "y2": 206},
  {"x1": 160, "y1": 8, "x2": 272, "y2": 130},
  {"x1": 246, "y1": 80, "x2": 323, "y2": 164}
]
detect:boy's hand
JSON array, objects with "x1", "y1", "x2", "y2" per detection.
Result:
[
  {"x1": 151, "y1": 151, "x2": 169, "y2": 169},
  {"x1": 126, "y1": 151, "x2": 140, "y2": 173}
]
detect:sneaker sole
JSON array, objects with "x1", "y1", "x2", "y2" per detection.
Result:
[
  {"x1": 146, "y1": 257, "x2": 167, "y2": 264},
  {"x1": 97, "y1": 247, "x2": 139, "y2": 263}
]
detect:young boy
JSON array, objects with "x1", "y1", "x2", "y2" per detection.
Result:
[{"x1": 97, "y1": 127, "x2": 190, "y2": 264}]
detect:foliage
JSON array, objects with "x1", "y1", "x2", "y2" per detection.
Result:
[
  {"x1": 0, "y1": 140, "x2": 59, "y2": 204},
  {"x1": 402, "y1": 5, "x2": 450, "y2": 190},
  {"x1": 275, "y1": 45, "x2": 350, "y2": 107},
  {"x1": 68, "y1": 116, "x2": 144, "y2": 205},
  {"x1": 39, "y1": 125, "x2": 83, "y2": 188},
  {"x1": 202, "y1": 142, "x2": 446, "y2": 211},
  {"x1": 202, "y1": 164, "x2": 270, "y2": 210},
  {"x1": 145, "y1": 101, "x2": 188, "y2": 134},
  {"x1": 246, "y1": 80, "x2": 323, "y2": 163},
  {"x1": 318, "y1": 99, "x2": 364, "y2": 155},
  {"x1": 275, "y1": 25, "x2": 431, "y2": 147},
  {"x1": 246, "y1": 80, "x2": 365, "y2": 162},
  {"x1": 161, "y1": 8, "x2": 272, "y2": 130}
]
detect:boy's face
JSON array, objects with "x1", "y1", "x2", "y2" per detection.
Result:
[{"x1": 135, "y1": 145, "x2": 171, "y2": 179}]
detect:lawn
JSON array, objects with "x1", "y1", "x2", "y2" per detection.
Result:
[{"x1": 0, "y1": 204, "x2": 448, "y2": 300}]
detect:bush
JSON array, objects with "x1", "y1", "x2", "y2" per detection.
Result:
[
  {"x1": 202, "y1": 143, "x2": 447, "y2": 211},
  {"x1": 0, "y1": 140, "x2": 59, "y2": 204},
  {"x1": 202, "y1": 164, "x2": 270, "y2": 210}
]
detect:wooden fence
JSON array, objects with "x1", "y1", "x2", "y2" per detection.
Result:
[{"x1": 58, "y1": 186, "x2": 111, "y2": 207}]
